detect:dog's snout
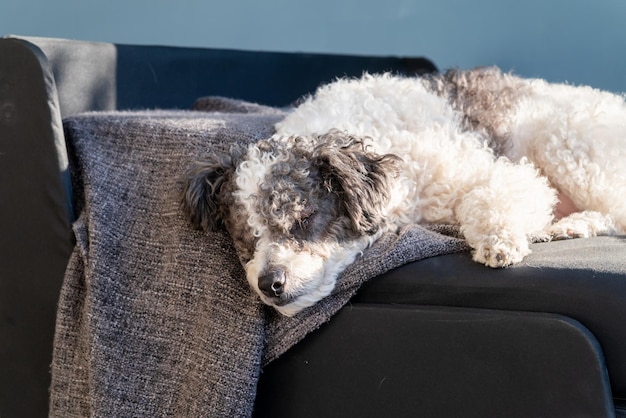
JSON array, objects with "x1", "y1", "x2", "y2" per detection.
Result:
[{"x1": 258, "y1": 269, "x2": 286, "y2": 298}]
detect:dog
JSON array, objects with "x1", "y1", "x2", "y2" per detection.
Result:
[{"x1": 182, "y1": 67, "x2": 625, "y2": 316}]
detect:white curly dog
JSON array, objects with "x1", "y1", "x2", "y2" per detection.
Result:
[{"x1": 183, "y1": 67, "x2": 625, "y2": 316}]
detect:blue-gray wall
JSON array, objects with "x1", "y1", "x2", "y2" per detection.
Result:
[{"x1": 3, "y1": 0, "x2": 626, "y2": 92}]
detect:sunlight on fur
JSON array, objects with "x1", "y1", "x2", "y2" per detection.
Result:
[{"x1": 183, "y1": 66, "x2": 624, "y2": 316}]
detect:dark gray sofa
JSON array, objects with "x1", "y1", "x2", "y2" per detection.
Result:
[{"x1": 1, "y1": 35, "x2": 624, "y2": 417}]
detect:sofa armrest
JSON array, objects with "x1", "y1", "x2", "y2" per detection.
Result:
[{"x1": 0, "y1": 37, "x2": 74, "y2": 417}]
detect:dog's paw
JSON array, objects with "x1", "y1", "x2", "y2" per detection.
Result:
[
  {"x1": 547, "y1": 211, "x2": 615, "y2": 240},
  {"x1": 548, "y1": 225, "x2": 587, "y2": 240},
  {"x1": 471, "y1": 235, "x2": 530, "y2": 268},
  {"x1": 528, "y1": 230, "x2": 552, "y2": 243}
]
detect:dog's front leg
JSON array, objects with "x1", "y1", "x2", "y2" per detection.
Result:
[
  {"x1": 455, "y1": 159, "x2": 558, "y2": 268},
  {"x1": 457, "y1": 197, "x2": 533, "y2": 267}
]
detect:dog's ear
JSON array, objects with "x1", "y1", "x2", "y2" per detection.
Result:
[
  {"x1": 312, "y1": 131, "x2": 401, "y2": 235},
  {"x1": 180, "y1": 148, "x2": 240, "y2": 231}
]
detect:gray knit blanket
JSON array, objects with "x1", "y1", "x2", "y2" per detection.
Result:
[{"x1": 49, "y1": 100, "x2": 468, "y2": 417}]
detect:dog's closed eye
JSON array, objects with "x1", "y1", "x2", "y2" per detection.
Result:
[
  {"x1": 291, "y1": 205, "x2": 316, "y2": 236},
  {"x1": 297, "y1": 214, "x2": 313, "y2": 229}
]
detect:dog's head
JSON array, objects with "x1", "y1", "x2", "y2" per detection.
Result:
[{"x1": 182, "y1": 131, "x2": 401, "y2": 316}]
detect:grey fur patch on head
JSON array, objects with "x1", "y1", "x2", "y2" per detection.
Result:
[
  {"x1": 243, "y1": 130, "x2": 402, "y2": 242},
  {"x1": 310, "y1": 130, "x2": 402, "y2": 235},
  {"x1": 180, "y1": 143, "x2": 245, "y2": 231},
  {"x1": 181, "y1": 130, "x2": 402, "y2": 267},
  {"x1": 180, "y1": 143, "x2": 257, "y2": 262}
]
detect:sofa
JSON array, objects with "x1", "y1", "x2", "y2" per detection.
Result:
[{"x1": 1, "y1": 35, "x2": 624, "y2": 418}]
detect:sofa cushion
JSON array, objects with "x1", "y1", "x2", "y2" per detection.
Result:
[
  {"x1": 256, "y1": 304, "x2": 615, "y2": 418},
  {"x1": 353, "y1": 235, "x2": 626, "y2": 400}
]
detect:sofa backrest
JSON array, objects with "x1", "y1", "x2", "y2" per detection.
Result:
[{"x1": 18, "y1": 35, "x2": 437, "y2": 117}]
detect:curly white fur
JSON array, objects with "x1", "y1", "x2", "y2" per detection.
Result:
[
  {"x1": 275, "y1": 73, "x2": 560, "y2": 268},
  {"x1": 183, "y1": 67, "x2": 624, "y2": 316}
]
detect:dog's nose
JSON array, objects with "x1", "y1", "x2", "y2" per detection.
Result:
[{"x1": 258, "y1": 269, "x2": 286, "y2": 298}]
